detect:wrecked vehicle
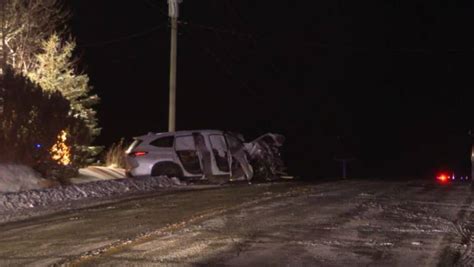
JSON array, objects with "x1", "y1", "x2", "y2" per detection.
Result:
[
  {"x1": 245, "y1": 133, "x2": 287, "y2": 181},
  {"x1": 125, "y1": 130, "x2": 286, "y2": 183},
  {"x1": 125, "y1": 130, "x2": 253, "y2": 183}
]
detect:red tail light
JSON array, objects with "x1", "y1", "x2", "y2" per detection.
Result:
[
  {"x1": 131, "y1": 151, "x2": 148, "y2": 157},
  {"x1": 436, "y1": 173, "x2": 449, "y2": 184}
]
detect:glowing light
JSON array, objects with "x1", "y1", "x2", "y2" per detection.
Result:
[
  {"x1": 436, "y1": 173, "x2": 449, "y2": 183},
  {"x1": 50, "y1": 130, "x2": 71, "y2": 166},
  {"x1": 133, "y1": 151, "x2": 147, "y2": 157}
]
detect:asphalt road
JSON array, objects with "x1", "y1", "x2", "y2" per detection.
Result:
[{"x1": 0, "y1": 179, "x2": 472, "y2": 266}]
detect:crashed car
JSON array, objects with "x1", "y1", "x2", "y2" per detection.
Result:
[
  {"x1": 245, "y1": 133, "x2": 287, "y2": 181},
  {"x1": 125, "y1": 130, "x2": 286, "y2": 183}
]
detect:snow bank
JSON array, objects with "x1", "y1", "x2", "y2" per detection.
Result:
[
  {"x1": 0, "y1": 175, "x2": 184, "y2": 212},
  {"x1": 0, "y1": 164, "x2": 49, "y2": 193},
  {"x1": 78, "y1": 166, "x2": 125, "y2": 180},
  {"x1": 70, "y1": 166, "x2": 126, "y2": 184}
]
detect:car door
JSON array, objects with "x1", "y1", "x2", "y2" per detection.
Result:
[
  {"x1": 193, "y1": 133, "x2": 213, "y2": 178},
  {"x1": 175, "y1": 135, "x2": 202, "y2": 176},
  {"x1": 208, "y1": 134, "x2": 231, "y2": 176},
  {"x1": 225, "y1": 133, "x2": 254, "y2": 180}
]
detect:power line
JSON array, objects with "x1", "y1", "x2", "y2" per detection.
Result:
[
  {"x1": 212, "y1": 0, "x2": 286, "y2": 79},
  {"x1": 78, "y1": 22, "x2": 169, "y2": 48},
  {"x1": 144, "y1": 0, "x2": 168, "y2": 17},
  {"x1": 179, "y1": 19, "x2": 288, "y2": 94},
  {"x1": 224, "y1": 0, "x2": 247, "y2": 25},
  {"x1": 180, "y1": 29, "x2": 258, "y2": 97},
  {"x1": 304, "y1": 41, "x2": 474, "y2": 54},
  {"x1": 180, "y1": 20, "x2": 255, "y2": 40}
]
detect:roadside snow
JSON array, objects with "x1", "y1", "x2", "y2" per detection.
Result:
[
  {"x1": 71, "y1": 166, "x2": 127, "y2": 184},
  {"x1": 0, "y1": 164, "x2": 49, "y2": 193},
  {"x1": 0, "y1": 175, "x2": 184, "y2": 213}
]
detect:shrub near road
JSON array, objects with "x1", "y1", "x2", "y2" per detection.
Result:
[{"x1": 0, "y1": 69, "x2": 87, "y2": 171}]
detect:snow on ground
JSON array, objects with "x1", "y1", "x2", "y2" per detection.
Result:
[
  {"x1": 0, "y1": 164, "x2": 51, "y2": 193},
  {"x1": 0, "y1": 164, "x2": 128, "y2": 194},
  {"x1": 70, "y1": 166, "x2": 127, "y2": 184},
  {"x1": 0, "y1": 175, "x2": 184, "y2": 214}
]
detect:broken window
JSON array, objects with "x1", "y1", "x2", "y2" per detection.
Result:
[
  {"x1": 226, "y1": 134, "x2": 244, "y2": 153},
  {"x1": 209, "y1": 135, "x2": 230, "y2": 172},
  {"x1": 175, "y1": 136, "x2": 201, "y2": 174},
  {"x1": 225, "y1": 133, "x2": 247, "y2": 178}
]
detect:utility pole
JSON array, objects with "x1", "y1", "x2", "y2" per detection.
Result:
[
  {"x1": 167, "y1": 0, "x2": 182, "y2": 132},
  {"x1": 1, "y1": 0, "x2": 7, "y2": 74}
]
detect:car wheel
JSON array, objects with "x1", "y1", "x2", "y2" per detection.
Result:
[{"x1": 151, "y1": 163, "x2": 183, "y2": 178}]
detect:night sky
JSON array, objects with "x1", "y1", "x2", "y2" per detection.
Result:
[{"x1": 68, "y1": 1, "x2": 474, "y2": 179}]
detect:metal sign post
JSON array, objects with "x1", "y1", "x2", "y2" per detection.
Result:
[{"x1": 335, "y1": 158, "x2": 355, "y2": 179}]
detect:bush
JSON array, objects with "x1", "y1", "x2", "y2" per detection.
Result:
[
  {"x1": 0, "y1": 68, "x2": 91, "y2": 180},
  {"x1": 104, "y1": 139, "x2": 127, "y2": 168}
]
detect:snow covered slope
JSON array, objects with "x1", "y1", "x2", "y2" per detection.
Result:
[
  {"x1": 70, "y1": 166, "x2": 127, "y2": 184},
  {"x1": 0, "y1": 164, "x2": 51, "y2": 193}
]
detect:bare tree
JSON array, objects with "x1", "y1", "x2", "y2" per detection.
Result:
[
  {"x1": 0, "y1": 0, "x2": 101, "y2": 165},
  {"x1": 0, "y1": 0, "x2": 68, "y2": 73}
]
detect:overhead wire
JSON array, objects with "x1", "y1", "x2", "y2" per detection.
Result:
[
  {"x1": 304, "y1": 41, "x2": 474, "y2": 54},
  {"x1": 144, "y1": 0, "x2": 168, "y2": 17},
  {"x1": 179, "y1": 25, "x2": 258, "y2": 97},
  {"x1": 179, "y1": 20, "x2": 254, "y2": 41},
  {"x1": 78, "y1": 22, "x2": 169, "y2": 48},
  {"x1": 176, "y1": 1, "x2": 289, "y2": 99},
  {"x1": 77, "y1": 0, "x2": 169, "y2": 48},
  {"x1": 217, "y1": 0, "x2": 285, "y2": 79}
]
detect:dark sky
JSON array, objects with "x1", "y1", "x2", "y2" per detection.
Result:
[{"x1": 68, "y1": 0, "x2": 474, "y2": 178}]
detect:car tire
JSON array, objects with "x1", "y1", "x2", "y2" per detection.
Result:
[{"x1": 151, "y1": 162, "x2": 183, "y2": 178}]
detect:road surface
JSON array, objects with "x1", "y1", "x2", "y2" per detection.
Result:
[{"x1": 0, "y1": 179, "x2": 472, "y2": 266}]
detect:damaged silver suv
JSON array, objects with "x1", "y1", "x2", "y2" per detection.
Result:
[{"x1": 125, "y1": 130, "x2": 254, "y2": 182}]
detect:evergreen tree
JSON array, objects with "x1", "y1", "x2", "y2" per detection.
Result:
[{"x1": 28, "y1": 34, "x2": 101, "y2": 165}]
